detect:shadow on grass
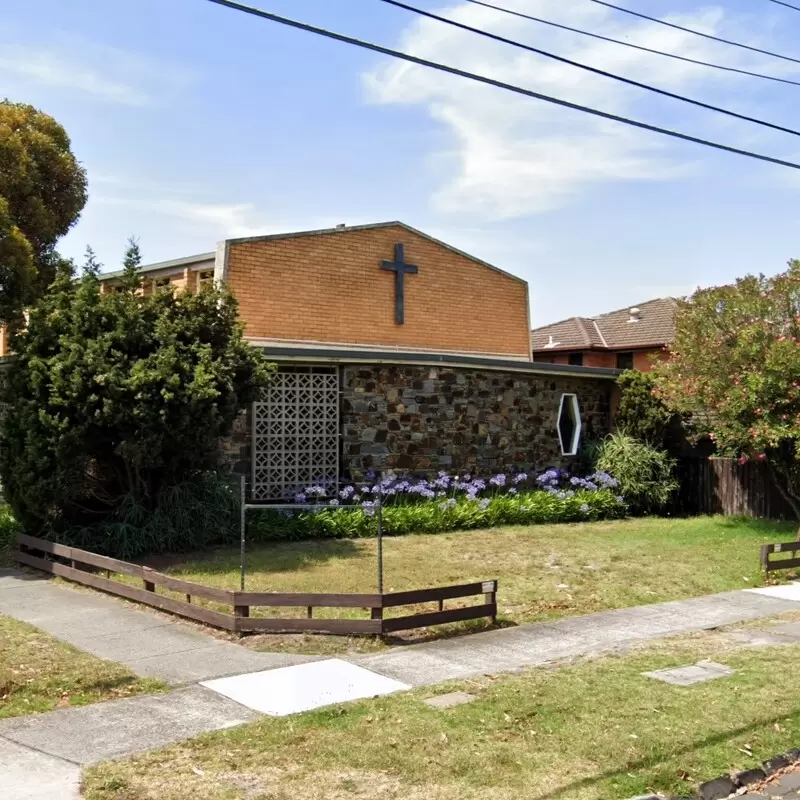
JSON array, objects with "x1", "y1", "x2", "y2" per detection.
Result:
[
  {"x1": 715, "y1": 516, "x2": 797, "y2": 538},
  {"x1": 381, "y1": 616, "x2": 518, "y2": 647},
  {"x1": 142, "y1": 538, "x2": 364, "y2": 575},
  {"x1": 536, "y1": 708, "x2": 800, "y2": 800}
]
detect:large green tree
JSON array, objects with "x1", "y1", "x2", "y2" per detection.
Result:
[
  {"x1": 0, "y1": 100, "x2": 87, "y2": 321},
  {"x1": 0, "y1": 242, "x2": 272, "y2": 539},
  {"x1": 653, "y1": 261, "x2": 800, "y2": 525}
]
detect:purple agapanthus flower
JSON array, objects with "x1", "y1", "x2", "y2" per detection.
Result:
[
  {"x1": 294, "y1": 492, "x2": 307, "y2": 504},
  {"x1": 361, "y1": 500, "x2": 376, "y2": 516},
  {"x1": 590, "y1": 471, "x2": 619, "y2": 489},
  {"x1": 580, "y1": 503, "x2": 590, "y2": 513}
]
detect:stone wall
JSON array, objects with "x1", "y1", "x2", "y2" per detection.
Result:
[{"x1": 340, "y1": 364, "x2": 612, "y2": 481}]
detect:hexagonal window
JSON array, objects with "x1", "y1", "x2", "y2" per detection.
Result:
[{"x1": 557, "y1": 393, "x2": 581, "y2": 456}]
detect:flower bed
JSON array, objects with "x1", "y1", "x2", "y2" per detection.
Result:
[{"x1": 249, "y1": 469, "x2": 626, "y2": 542}]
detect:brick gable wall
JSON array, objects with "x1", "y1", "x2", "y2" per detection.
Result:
[{"x1": 224, "y1": 225, "x2": 531, "y2": 359}]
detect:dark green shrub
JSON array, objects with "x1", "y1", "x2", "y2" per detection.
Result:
[
  {"x1": 0, "y1": 504, "x2": 20, "y2": 564},
  {"x1": 0, "y1": 242, "x2": 272, "y2": 550},
  {"x1": 61, "y1": 472, "x2": 240, "y2": 560},
  {"x1": 593, "y1": 431, "x2": 677, "y2": 515},
  {"x1": 615, "y1": 369, "x2": 681, "y2": 449}
]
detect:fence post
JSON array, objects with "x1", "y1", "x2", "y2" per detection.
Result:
[
  {"x1": 239, "y1": 474, "x2": 246, "y2": 592},
  {"x1": 376, "y1": 497, "x2": 384, "y2": 595},
  {"x1": 484, "y1": 579, "x2": 498, "y2": 625}
]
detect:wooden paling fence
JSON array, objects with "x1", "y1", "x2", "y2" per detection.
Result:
[
  {"x1": 675, "y1": 457, "x2": 796, "y2": 520},
  {"x1": 16, "y1": 534, "x2": 497, "y2": 636}
]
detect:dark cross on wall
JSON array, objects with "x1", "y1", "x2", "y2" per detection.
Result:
[{"x1": 381, "y1": 243, "x2": 418, "y2": 325}]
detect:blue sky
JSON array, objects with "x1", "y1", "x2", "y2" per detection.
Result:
[{"x1": 3, "y1": 0, "x2": 800, "y2": 325}]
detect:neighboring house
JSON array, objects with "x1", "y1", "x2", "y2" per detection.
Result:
[
  {"x1": 1, "y1": 222, "x2": 621, "y2": 498},
  {"x1": 531, "y1": 297, "x2": 678, "y2": 371}
]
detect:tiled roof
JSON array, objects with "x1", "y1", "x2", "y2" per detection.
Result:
[{"x1": 531, "y1": 297, "x2": 678, "y2": 351}]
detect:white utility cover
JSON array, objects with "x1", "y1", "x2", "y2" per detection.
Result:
[{"x1": 201, "y1": 658, "x2": 409, "y2": 716}]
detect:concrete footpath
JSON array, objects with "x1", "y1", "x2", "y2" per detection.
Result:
[
  {"x1": 0, "y1": 568, "x2": 317, "y2": 685},
  {"x1": 0, "y1": 567, "x2": 315, "y2": 799},
  {"x1": 354, "y1": 588, "x2": 800, "y2": 685},
  {"x1": 2, "y1": 567, "x2": 800, "y2": 799}
]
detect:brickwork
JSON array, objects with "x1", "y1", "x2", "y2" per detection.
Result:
[
  {"x1": 339, "y1": 363, "x2": 612, "y2": 481},
  {"x1": 224, "y1": 225, "x2": 530, "y2": 358},
  {"x1": 535, "y1": 347, "x2": 666, "y2": 371}
]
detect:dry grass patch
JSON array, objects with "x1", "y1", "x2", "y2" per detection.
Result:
[
  {"x1": 0, "y1": 615, "x2": 163, "y2": 719},
  {"x1": 134, "y1": 516, "x2": 796, "y2": 654},
  {"x1": 82, "y1": 624, "x2": 800, "y2": 800}
]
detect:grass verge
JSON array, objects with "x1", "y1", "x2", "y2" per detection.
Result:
[
  {"x1": 0, "y1": 615, "x2": 164, "y2": 719},
  {"x1": 81, "y1": 620, "x2": 800, "y2": 800}
]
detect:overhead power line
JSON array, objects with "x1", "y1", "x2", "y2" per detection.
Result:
[
  {"x1": 461, "y1": 0, "x2": 800, "y2": 87},
  {"x1": 201, "y1": 0, "x2": 800, "y2": 171},
  {"x1": 378, "y1": 0, "x2": 800, "y2": 138},
  {"x1": 770, "y1": 0, "x2": 800, "y2": 11},
  {"x1": 590, "y1": 0, "x2": 800, "y2": 66}
]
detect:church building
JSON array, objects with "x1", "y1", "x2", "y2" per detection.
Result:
[{"x1": 96, "y1": 222, "x2": 618, "y2": 500}]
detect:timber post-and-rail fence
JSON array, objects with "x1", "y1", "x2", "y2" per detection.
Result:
[{"x1": 16, "y1": 533, "x2": 498, "y2": 636}]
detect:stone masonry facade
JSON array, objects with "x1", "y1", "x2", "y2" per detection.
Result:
[
  {"x1": 219, "y1": 361, "x2": 614, "y2": 492},
  {"x1": 340, "y1": 364, "x2": 612, "y2": 481}
]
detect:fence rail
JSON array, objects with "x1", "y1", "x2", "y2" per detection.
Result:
[
  {"x1": 761, "y1": 542, "x2": 800, "y2": 573},
  {"x1": 16, "y1": 534, "x2": 497, "y2": 636},
  {"x1": 675, "y1": 457, "x2": 796, "y2": 519}
]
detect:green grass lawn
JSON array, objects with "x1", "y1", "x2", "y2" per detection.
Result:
[
  {"x1": 142, "y1": 516, "x2": 796, "y2": 653},
  {"x1": 0, "y1": 615, "x2": 163, "y2": 719},
  {"x1": 81, "y1": 617, "x2": 800, "y2": 800}
]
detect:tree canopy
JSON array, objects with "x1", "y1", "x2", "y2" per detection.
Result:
[
  {"x1": 0, "y1": 242, "x2": 272, "y2": 541},
  {"x1": 0, "y1": 100, "x2": 87, "y2": 321},
  {"x1": 614, "y1": 369, "x2": 677, "y2": 449},
  {"x1": 653, "y1": 261, "x2": 800, "y2": 519}
]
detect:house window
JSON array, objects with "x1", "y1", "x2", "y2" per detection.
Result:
[
  {"x1": 151, "y1": 276, "x2": 171, "y2": 294},
  {"x1": 568, "y1": 352, "x2": 583, "y2": 366},
  {"x1": 557, "y1": 393, "x2": 581, "y2": 456},
  {"x1": 196, "y1": 269, "x2": 214, "y2": 291},
  {"x1": 616, "y1": 352, "x2": 634, "y2": 370}
]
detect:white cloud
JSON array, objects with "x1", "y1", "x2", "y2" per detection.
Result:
[
  {"x1": 364, "y1": 0, "x2": 798, "y2": 219},
  {"x1": 94, "y1": 192, "x2": 273, "y2": 240},
  {"x1": 155, "y1": 200, "x2": 271, "y2": 239},
  {"x1": 0, "y1": 38, "x2": 193, "y2": 106},
  {"x1": 0, "y1": 50, "x2": 149, "y2": 106}
]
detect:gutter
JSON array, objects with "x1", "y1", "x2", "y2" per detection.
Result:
[{"x1": 257, "y1": 345, "x2": 621, "y2": 380}]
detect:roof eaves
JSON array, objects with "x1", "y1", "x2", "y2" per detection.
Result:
[{"x1": 100, "y1": 252, "x2": 215, "y2": 281}]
